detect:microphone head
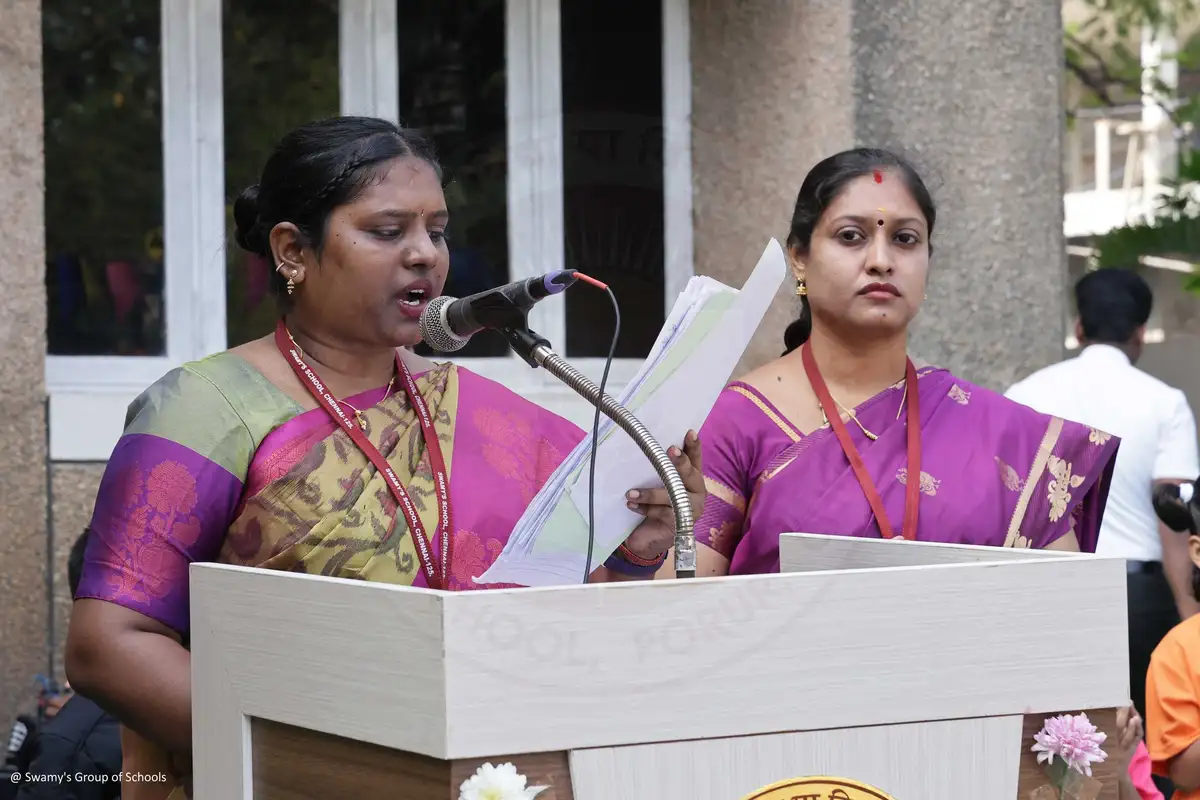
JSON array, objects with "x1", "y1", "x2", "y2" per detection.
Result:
[
  {"x1": 418, "y1": 295, "x2": 469, "y2": 353},
  {"x1": 541, "y1": 270, "x2": 577, "y2": 295}
]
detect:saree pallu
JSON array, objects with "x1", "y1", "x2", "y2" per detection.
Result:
[
  {"x1": 696, "y1": 366, "x2": 1121, "y2": 573},
  {"x1": 76, "y1": 352, "x2": 585, "y2": 799}
]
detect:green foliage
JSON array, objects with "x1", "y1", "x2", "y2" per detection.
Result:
[
  {"x1": 1091, "y1": 214, "x2": 1200, "y2": 266},
  {"x1": 1066, "y1": 0, "x2": 1200, "y2": 293},
  {"x1": 1062, "y1": 0, "x2": 1198, "y2": 111},
  {"x1": 1091, "y1": 150, "x2": 1200, "y2": 291}
]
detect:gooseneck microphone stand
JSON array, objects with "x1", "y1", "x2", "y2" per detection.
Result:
[{"x1": 501, "y1": 325, "x2": 697, "y2": 579}]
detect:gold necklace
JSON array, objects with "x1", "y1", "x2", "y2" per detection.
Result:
[
  {"x1": 285, "y1": 328, "x2": 396, "y2": 431},
  {"x1": 816, "y1": 368, "x2": 914, "y2": 442},
  {"x1": 342, "y1": 378, "x2": 396, "y2": 430},
  {"x1": 820, "y1": 396, "x2": 878, "y2": 441},
  {"x1": 819, "y1": 377, "x2": 913, "y2": 439}
]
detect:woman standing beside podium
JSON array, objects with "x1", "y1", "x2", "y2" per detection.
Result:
[
  {"x1": 679, "y1": 148, "x2": 1120, "y2": 579},
  {"x1": 63, "y1": 117, "x2": 703, "y2": 799}
]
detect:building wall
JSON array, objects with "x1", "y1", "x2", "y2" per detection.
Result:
[
  {"x1": 50, "y1": 467, "x2": 105, "y2": 682},
  {"x1": 0, "y1": 0, "x2": 49, "y2": 726},
  {"x1": 853, "y1": 0, "x2": 1069, "y2": 390},
  {"x1": 1142, "y1": 336, "x2": 1200, "y2": 445}
]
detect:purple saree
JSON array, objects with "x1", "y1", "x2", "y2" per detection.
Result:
[
  {"x1": 78, "y1": 354, "x2": 585, "y2": 635},
  {"x1": 695, "y1": 366, "x2": 1120, "y2": 573}
]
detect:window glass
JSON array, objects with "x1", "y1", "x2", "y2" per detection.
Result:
[
  {"x1": 44, "y1": 1, "x2": 165, "y2": 356},
  {"x1": 223, "y1": 0, "x2": 340, "y2": 348},
  {"x1": 400, "y1": 0, "x2": 511, "y2": 358},
  {"x1": 561, "y1": 0, "x2": 665, "y2": 358}
]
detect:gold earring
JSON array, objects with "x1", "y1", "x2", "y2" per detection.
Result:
[
  {"x1": 277, "y1": 263, "x2": 296, "y2": 295},
  {"x1": 796, "y1": 278, "x2": 807, "y2": 297}
]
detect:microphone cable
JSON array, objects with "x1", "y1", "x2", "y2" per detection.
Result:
[{"x1": 571, "y1": 272, "x2": 620, "y2": 583}]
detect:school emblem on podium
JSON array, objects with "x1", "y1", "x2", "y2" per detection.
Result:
[{"x1": 742, "y1": 776, "x2": 897, "y2": 800}]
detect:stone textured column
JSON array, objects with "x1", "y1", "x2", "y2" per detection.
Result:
[
  {"x1": 0, "y1": 0, "x2": 48, "y2": 726},
  {"x1": 691, "y1": 0, "x2": 1067, "y2": 390},
  {"x1": 852, "y1": 0, "x2": 1067, "y2": 389}
]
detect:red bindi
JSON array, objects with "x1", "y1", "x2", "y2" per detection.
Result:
[{"x1": 873, "y1": 169, "x2": 883, "y2": 184}]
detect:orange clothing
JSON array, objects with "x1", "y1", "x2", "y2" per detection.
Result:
[{"x1": 1147, "y1": 612, "x2": 1200, "y2": 799}]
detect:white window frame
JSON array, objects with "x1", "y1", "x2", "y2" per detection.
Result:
[{"x1": 44, "y1": 0, "x2": 692, "y2": 459}]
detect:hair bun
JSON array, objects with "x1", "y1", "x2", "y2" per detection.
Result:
[{"x1": 232, "y1": 183, "x2": 269, "y2": 257}]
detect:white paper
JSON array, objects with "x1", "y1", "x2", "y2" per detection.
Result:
[{"x1": 474, "y1": 238, "x2": 788, "y2": 586}]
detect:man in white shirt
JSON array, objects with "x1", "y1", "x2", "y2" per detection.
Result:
[{"x1": 1006, "y1": 268, "x2": 1199, "y2": 723}]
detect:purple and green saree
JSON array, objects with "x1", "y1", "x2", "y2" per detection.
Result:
[
  {"x1": 75, "y1": 350, "x2": 584, "y2": 798},
  {"x1": 79, "y1": 351, "x2": 586, "y2": 622},
  {"x1": 695, "y1": 366, "x2": 1121, "y2": 572}
]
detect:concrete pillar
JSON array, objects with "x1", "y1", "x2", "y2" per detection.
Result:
[
  {"x1": 0, "y1": 0, "x2": 49, "y2": 726},
  {"x1": 691, "y1": 0, "x2": 1067, "y2": 391}
]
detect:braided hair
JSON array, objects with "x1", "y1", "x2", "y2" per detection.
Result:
[{"x1": 232, "y1": 116, "x2": 442, "y2": 306}]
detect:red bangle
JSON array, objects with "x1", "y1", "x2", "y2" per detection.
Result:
[{"x1": 617, "y1": 543, "x2": 667, "y2": 567}]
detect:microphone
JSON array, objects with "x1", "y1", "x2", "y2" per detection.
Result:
[{"x1": 419, "y1": 270, "x2": 578, "y2": 352}]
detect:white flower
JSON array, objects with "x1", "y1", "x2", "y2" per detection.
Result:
[{"x1": 458, "y1": 762, "x2": 547, "y2": 800}]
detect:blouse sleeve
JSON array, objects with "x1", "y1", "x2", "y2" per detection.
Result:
[
  {"x1": 1146, "y1": 633, "x2": 1200, "y2": 778},
  {"x1": 694, "y1": 388, "x2": 755, "y2": 561},
  {"x1": 76, "y1": 365, "x2": 254, "y2": 635}
]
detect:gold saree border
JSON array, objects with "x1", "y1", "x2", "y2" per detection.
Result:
[
  {"x1": 1004, "y1": 416, "x2": 1064, "y2": 546},
  {"x1": 729, "y1": 385, "x2": 802, "y2": 443}
]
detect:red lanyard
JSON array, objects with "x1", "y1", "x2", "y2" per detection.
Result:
[
  {"x1": 274, "y1": 321, "x2": 454, "y2": 589},
  {"x1": 801, "y1": 342, "x2": 921, "y2": 541}
]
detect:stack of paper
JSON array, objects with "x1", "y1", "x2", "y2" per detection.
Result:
[{"x1": 474, "y1": 238, "x2": 788, "y2": 587}]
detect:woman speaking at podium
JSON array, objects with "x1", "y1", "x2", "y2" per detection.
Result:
[
  {"x1": 683, "y1": 148, "x2": 1120, "y2": 578},
  {"x1": 63, "y1": 117, "x2": 703, "y2": 799}
]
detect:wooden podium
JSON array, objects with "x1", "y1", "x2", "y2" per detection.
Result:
[{"x1": 190, "y1": 533, "x2": 1129, "y2": 799}]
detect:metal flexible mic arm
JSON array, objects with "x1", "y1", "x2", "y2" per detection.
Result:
[{"x1": 501, "y1": 326, "x2": 697, "y2": 579}]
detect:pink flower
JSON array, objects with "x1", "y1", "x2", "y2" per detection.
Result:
[{"x1": 1031, "y1": 713, "x2": 1108, "y2": 777}]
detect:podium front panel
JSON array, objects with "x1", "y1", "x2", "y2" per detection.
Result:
[
  {"x1": 440, "y1": 554, "x2": 1127, "y2": 757},
  {"x1": 189, "y1": 535, "x2": 1128, "y2": 799}
]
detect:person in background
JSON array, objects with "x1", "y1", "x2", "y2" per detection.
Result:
[
  {"x1": 1145, "y1": 479, "x2": 1200, "y2": 797},
  {"x1": 1005, "y1": 268, "x2": 1200, "y2": 728},
  {"x1": 16, "y1": 529, "x2": 122, "y2": 800}
]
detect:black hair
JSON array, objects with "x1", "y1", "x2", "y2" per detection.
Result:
[
  {"x1": 68, "y1": 528, "x2": 90, "y2": 598},
  {"x1": 1073, "y1": 268, "x2": 1153, "y2": 345},
  {"x1": 1152, "y1": 480, "x2": 1200, "y2": 598},
  {"x1": 782, "y1": 148, "x2": 937, "y2": 355},
  {"x1": 1154, "y1": 481, "x2": 1199, "y2": 535},
  {"x1": 232, "y1": 116, "x2": 442, "y2": 306}
]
